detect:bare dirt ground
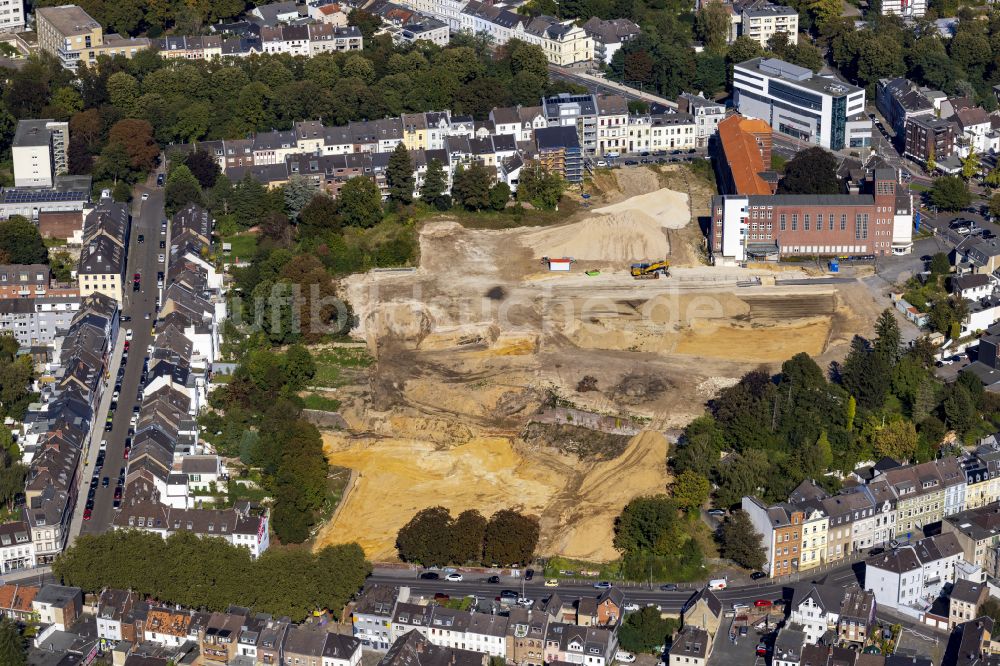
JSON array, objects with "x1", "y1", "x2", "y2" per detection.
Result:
[{"x1": 313, "y1": 166, "x2": 886, "y2": 562}]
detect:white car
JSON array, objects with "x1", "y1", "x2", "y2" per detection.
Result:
[
  {"x1": 125, "y1": 329, "x2": 133, "y2": 340},
  {"x1": 141, "y1": 193, "x2": 149, "y2": 201},
  {"x1": 100, "y1": 440, "x2": 107, "y2": 451},
  {"x1": 147, "y1": 344, "x2": 154, "y2": 355},
  {"x1": 445, "y1": 573, "x2": 463, "y2": 582},
  {"x1": 596, "y1": 160, "x2": 608, "y2": 167},
  {"x1": 623, "y1": 603, "x2": 640, "y2": 612},
  {"x1": 517, "y1": 598, "x2": 533, "y2": 607},
  {"x1": 112, "y1": 391, "x2": 120, "y2": 400},
  {"x1": 158, "y1": 254, "x2": 165, "y2": 263},
  {"x1": 615, "y1": 652, "x2": 636, "y2": 663}
]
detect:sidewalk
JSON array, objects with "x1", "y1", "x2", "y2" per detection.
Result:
[{"x1": 65, "y1": 330, "x2": 125, "y2": 546}]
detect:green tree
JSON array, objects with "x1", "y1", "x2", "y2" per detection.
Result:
[
  {"x1": 841, "y1": 336, "x2": 891, "y2": 410},
  {"x1": 348, "y1": 10, "x2": 382, "y2": 40},
  {"x1": 298, "y1": 194, "x2": 341, "y2": 238},
  {"x1": 926, "y1": 145, "x2": 936, "y2": 173},
  {"x1": 283, "y1": 175, "x2": 318, "y2": 220},
  {"x1": 387, "y1": 143, "x2": 415, "y2": 206},
  {"x1": 672, "y1": 470, "x2": 710, "y2": 514},
  {"x1": 184, "y1": 149, "x2": 221, "y2": 189},
  {"x1": 990, "y1": 193, "x2": 1000, "y2": 221},
  {"x1": 0, "y1": 216, "x2": 47, "y2": 264},
  {"x1": 930, "y1": 175, "x2": 972, "y2": 211},
  {"x1": 617, "y1": 607, "x2": 679, "y2": 654},
  {"x1": 943, "y1": 383, "x2": 977, "y2": 436},
  {"x1": 672, "y1": 415, "x2": 725, "y2": 478},
  {"x1": 397, "y1": 506, "x2": 454, "y2": 566},
  {"x1": 489, "y1": 182, "x2": 511, "y2": 211},
  {"x1": 165, "y1": 165, "x2": 202, "y2": 214},
  {"x1": 804, "y1": 430, "x2": 834, "y2": 475},
  {"x1": 614, "y1": 495, "x2": 685, "y2": 556},
  {"x1": 338, "y1": 177, "x2": 383, "y2": 228},
  {"x1": 874, "y1": 419, "x2": 919, "y2": 461},
  {"x1": 483, "y1": 510, "x2": 539, "y2": 565},
  {"x1": 420, "y1": 159, "x2": 449, "y2": 210},
  {"x1": 517, "y1": 165, "x2": 564, "y2": 210},
  {"x1": 0, "y1": 617, "x2": 25, "y2": 666},
  {"x1": 874, "y1": 308, "x2": 902, "y2": 365},
  {"x1": 452, "y1": 164, "x2": 492, "y2": 210},
  {"x1": 846, "y1": 395, "x2": 857, "y2": 431},
  {"x1": 106, "y1": 71, "x2": 140, "y2": 116},
  {"x1": 778, "y1": 147, "x2": 840, "y2": 194},
  {"x1": 962, "y1": 151, "x2": 981, "y2": 180},
  {"x1": 108, "y1": 118, "x2": 159, "y2": 173},
  {"x1": 718, "y1": 510, "x2": 766, "y2": 570},
  {"x1": 695, "y1": 1, "x2": 730, "y2": 53},
  {"x1": 450, "y1": 509, "x2": 487, "y2": 564},
  {"x1": 930, "y1": 252, "x2": 951, "y2": 275}
]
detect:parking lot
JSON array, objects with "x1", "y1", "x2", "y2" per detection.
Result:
[
  {"x1": 710, "y1": 613, "x2": 775, "y2": 666},
  {"x1": 586, "y1": 148, "x2": 707, "y2": 169}
]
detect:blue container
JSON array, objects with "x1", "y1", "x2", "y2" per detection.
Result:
[{"x1": 829, "y1": 259, "x2": 840, "y2": 273}]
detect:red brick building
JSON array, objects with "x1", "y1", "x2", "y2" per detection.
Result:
[{"x1": 710, "y1": 168, "x2": 914, "y2": 263}]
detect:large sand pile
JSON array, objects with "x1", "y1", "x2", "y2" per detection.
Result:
[
  {"x1": 520, "y1": 188, "x2": 689, "y2": 262},
  {"x1": 315, "y1": 430, "x2": 670, "y2": 562},
  {"x1": 592, "y1": 188, "x2": 690, "y2": 229}
]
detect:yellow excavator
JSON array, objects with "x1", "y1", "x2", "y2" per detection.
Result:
[{"x1": 630, "y1": 260, "x2": 671, "y2": 280}]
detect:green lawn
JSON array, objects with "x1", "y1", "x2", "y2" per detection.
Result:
[
  {"x1": 312, "y1": 347, "x2": 373, "y2": 387},
  {"x1": 224, "y1": 233, "x2": 257, "y2": 259},
  {"x1": 302, "y1": 393, "x2": 342, "y2": 412}
]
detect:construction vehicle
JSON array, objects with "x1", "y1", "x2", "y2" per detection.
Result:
[{"x1": 630, "y1": 260, "x2": 670, "y2": 279}]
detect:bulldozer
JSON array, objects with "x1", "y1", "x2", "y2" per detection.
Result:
[{"x1": 630, "y1": 260, "x2": 670, "y2": 280}]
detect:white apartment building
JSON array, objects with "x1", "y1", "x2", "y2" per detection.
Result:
[
  {"x1": 734, "y1": 57, "x2": 871, "y2": 150},
  {"x1": 0, "y1": 521, "x2": 34, "y2": 574},
  {"x1": 12, "y1": 119, "x2": 68, "y2": 188},
  {"x1": 736, "y1": 3, "x2": 798, "y2": 48},
  {"x1": 625, "y1": 113, "x2": 698, "y2": 153},
  {"x1": 880, "y1": 0, "x2": 925, "y2": 17},
  {"x1": 864, "y1": 533, "x2": 963, "y2": 613},
  {"x1": 679, "y1": 92, "x2": 726, "y2": 148},
  {"x1": 0, "y1": 0, "x2": 23, "y2": 33}
]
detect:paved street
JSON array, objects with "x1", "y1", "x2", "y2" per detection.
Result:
[
  {"x1": 365, "y1": 559, "x2": 862, "y2": 614},
  {"x1": 74, "y1": 177, "x2": 168, "y2": 537}
]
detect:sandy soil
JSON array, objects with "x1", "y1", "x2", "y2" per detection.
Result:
[
  {"x1": 317, "y1": 166, "x2": 886, "y2": 562},
  {"x1": 316, "y1": 430, "x2": 670, "y2": 562}
]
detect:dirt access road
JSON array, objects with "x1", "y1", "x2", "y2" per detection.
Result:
[{"x1": 313, "y1": 166, "x2": 886, "y2": 562}]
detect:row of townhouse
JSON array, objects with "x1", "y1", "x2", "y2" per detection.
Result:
[
  {"x1": 92, "y1": 588, "x2": 363, "y2": 665},
  {"x1": 156, "y1": 23, "x2": 362, "y2": 59},
  {"x1": 743, "y1": 454, "x2": 972, "y2": 578},
  {"x1": 2, "y1": 292, "x2": 121, "y2": 569},
  {"x1": 105, "y1": 203, "x2": 270, "y2": 558},
  {"x1": 353, "y1": 585, "x2": 621, "y2": 666},
  {"x1": 184, "y1": 92, "x2": 719, "y2": 193},
  {"x1": 77, "y1": 196, "x2": 130, "y2": 304}
]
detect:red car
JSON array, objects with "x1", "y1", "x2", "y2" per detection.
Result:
[
  {"x1": 83, "y1": 508, "x2": 92, "y2": 520},
  {"x1": 754, "y1": 599, "x2": 772, "y2": 608},
  {"x1": 123, "y1": 448, "x2": 129, "y2": 459},
  {"x1": 114, "y1": 487, "x2": 122, "y2": 500},
  {"x1": 123, "y1": 341, "x2": 130, "y2": 351}
]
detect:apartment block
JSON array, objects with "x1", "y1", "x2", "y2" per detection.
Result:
[
  {"x1": 0, "y1": 0, "x2": 23, "y2": 33},
  {"x1": 864, "y1": 533, "x2": 963, "y2": 612},
  {"x1": 12, "y1": 120, "x2": 68, "y2": 188},
  {"x1": 678, "y1": 92, "x2": 726, "y2": 148},
  {"x1": 535, "y1": 126, "x2": 582, "y2": 183},
  {"x1": 711, "y1": 168, "x2": 914, "y2": 263},
  {"x1": 734, "y1": 57, "x2": 871, "y2": 150},
  {"x1": 581, "y1": 17, "x2": 640, "y2": 65},
  {"x1": 881, "y1": 0, "x2": 925, "y2": 17},
  {"x1": 35, "y1": 5, "x2": 149, "y2": 71},
  {"x1": 904, "y1": 115, "x2": 956, "y2": 166},
  {"x1": 736, "y1": 2, "x2": 798, "y2": 48},
  {"x1": 742, "y1": 496, "x2": 804, "y2": 577}
]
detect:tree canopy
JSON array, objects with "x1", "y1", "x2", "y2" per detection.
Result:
[{"x1": 396, "y1": 507, "x2": 539, "y2": 566}]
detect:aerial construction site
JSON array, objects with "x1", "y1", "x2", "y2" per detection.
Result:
[{"x1": 313, "y1": 165, "x2": 886, "y2": 562}]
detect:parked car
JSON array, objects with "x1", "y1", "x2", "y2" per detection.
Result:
[
  {"x1": 141, "y1": 193, "x2": 149, "y2": 201},
  {"x1": 517, "y1": 598, "x2": 533, "y2": 607},
  {"x1": 754, "y1": 599, "x2": 772, "y2": 608},
  {"x1": 659, "y1": 584, "x2": 678, "y2": 591},
  {"x1": 486, "y1": 575, "x2": 500, "y2": 584},
  {"x1": 102, "y1": 477, "x2": 110, "y2": 488},
  {"x1": 593, "y1": 581, "x2": 612, "y2": 589},
  {"x1": 525, "y1": 569, "x2": 534, "y2": 581},
  {"x1": 623, "y1": 603, "x2": 640, "y2": 612},
  {"x1": 544, "y1": 579, "x2": 559, "y2": 587},
  {"x1": 615, "y1": 651, "x2": 636, "y2": 663},
  {"x1": 750, "y1": 572, "x2": 767, "y2": 580},
  {"x1": 733, "y1": 603, "x2": 749, "y2": 612},
  {"x1": 420, "y1": 572, "x2": 439, "y2": 580},
  {"x1": 83, "y1": 508, "x2": 92, "y2": 520},
  {"x1": 708, "y1": 509, "x2": 726, "y2": 517},
  {"x1": 156, "y1": 173, "x2": 165, "y2": 187},
  {"x1": 445, "y1": 573, "x2": 463, "y2": 582}
]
